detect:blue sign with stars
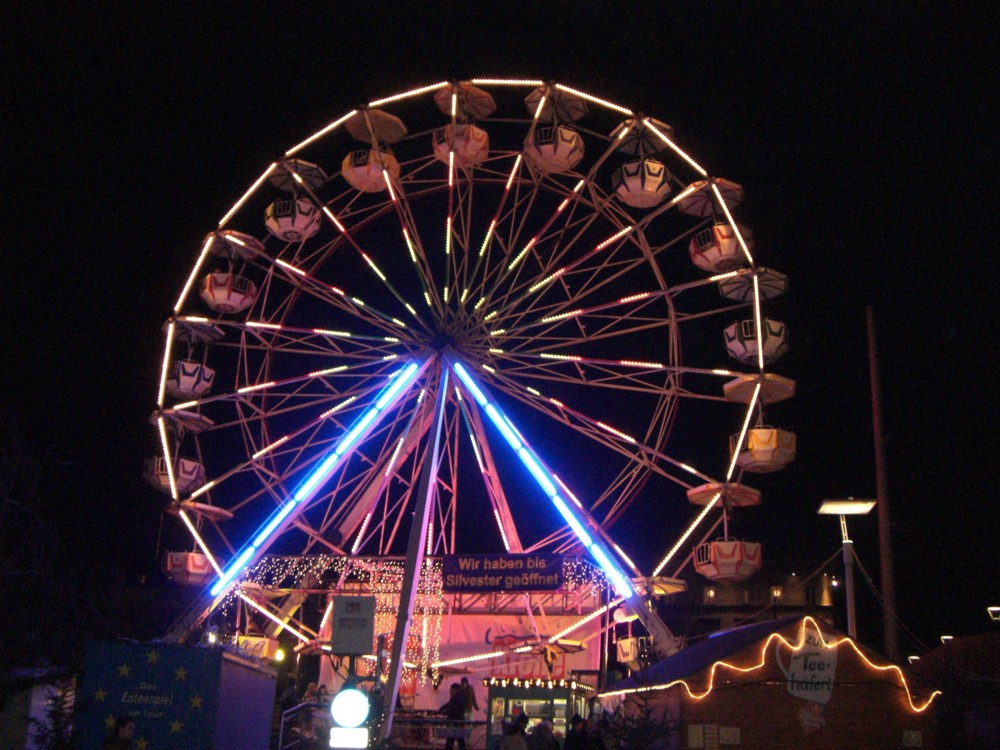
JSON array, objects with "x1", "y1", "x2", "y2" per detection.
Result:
[{"x1": 75, "y1": 641, "x2": 237, "y2": 749}]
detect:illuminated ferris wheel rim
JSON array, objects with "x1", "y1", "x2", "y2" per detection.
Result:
[{"x1": 153, "y1": 78, "x2": 791, "y2": 648}]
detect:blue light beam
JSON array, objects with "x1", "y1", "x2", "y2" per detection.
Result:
[
  {"x1": 450, "y1": 359, "x2": 634, "y2": 598},
  {"x1": 210, "y1": 361, "x2": 423, "y2": 596}
]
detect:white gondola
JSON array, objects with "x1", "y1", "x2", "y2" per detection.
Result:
[
  {"x1": 722, "y1": 373, "x2": 796, "y2": 404},
  {"x1": 686, "y1": 482, "x2": 761, "y2": 507},
  {"x1": 270, "y1": 159, "x2": 328, "y2": 192},
  {"x1": 165, "y1": 360, "x2": 215, "y2": 399},
  {"x1": 341, "y1": 148, "x2": 401, "y2": 193},
  {"x1": 432, "y1": 124, "x2": 490, "y2": 167},
  {"x1": 200, "y1": 272, "x2": 258, "y2": 314},
  {"x1": 689, "y1": 223, "x2": 752, "y2": 273},
  {"x1": 718, "y1": 267, "x2": 788, "y2": 301},
  {"x1": 525, "y1": 125, "x2": 584, "y2": 174},
  {"x1": 613, "y1": 159, "x2": 671, "y2": 208},
  {"x1": 153, "y1": 408, "x2": 214, "y2": 434},
  {"x1": 207, "y1": 230, "x2": 265, "y2": 260},
  {"x1": 163, "y1": 551, "x2": 217, "y2": 586},
  {"x1": 143, "y1": 456, "x2": 207, "y2": 494},
  {"x1": 731, "y1": 427, "x2": 796, "y2": 473},
  {"x1": 264, "y1": 198, "x2": 321, "y2": 242},
  {"x1": 724, "y1": 318, "x2": 788, "y2": 364},
  {"x1": 694, "y1": 540, "x2": 762, "y2": 582},
  {"x1": 678, "y1": 177, "x2": 743, "y2": 218}
]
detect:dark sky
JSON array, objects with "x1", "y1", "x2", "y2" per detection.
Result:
[{"x1": 5, "y1": 3, "x2": 997, "y2": 652}]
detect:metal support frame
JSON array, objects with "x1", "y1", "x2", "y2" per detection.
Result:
[{"x1": 379, "y1": 361, "x2": 449, "y2": 742}]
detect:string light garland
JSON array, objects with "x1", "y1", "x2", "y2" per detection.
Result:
[
  {"x1": 486, "y1": 677, "x2": 594, "y2": 691},
  {"x1": 600, "y1": 616, "x2": 940, "y2": 713},
  {"x1": 215, "y1": 554, "x2": 614, "y2": 674}
]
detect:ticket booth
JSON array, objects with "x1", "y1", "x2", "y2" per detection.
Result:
[{"x1": 486, "y1": 678, "x2": 594, "y2": 747}]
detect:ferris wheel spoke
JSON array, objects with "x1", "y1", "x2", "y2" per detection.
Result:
[
  {"x1": 343, "y1": 401, "x2": 437, "y2": 556},
  {"x1": 380, "y1": 166, "x2": 449, "y2": 317},
  {"x1": 455, "y1": 394, "x2": 524, "y2": 553},
  {"x1": 475, "y1": 190, "x2": 609, "y2": 319},
  {"x1": 228, "y1": 235, "x2": 417, "y2": 339},
  {"x1": 482, "y1": 368, "x2": 717, "y2": 489},
  {"x1": 480, "y1": 227, "x2": 644, "y2": 332},
  {"x1": 289, "y1": 171, "x2": 437, "y2": 334},
  {"x1": 297, "y1": 394, "x2": 432, "y2": 554}
]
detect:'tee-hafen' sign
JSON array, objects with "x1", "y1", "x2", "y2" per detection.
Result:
[{"x1": 442, "y1": 554, "x2": 563, "y2": 592}]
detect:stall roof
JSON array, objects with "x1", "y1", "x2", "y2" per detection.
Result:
[{"x1": 603, "y1": 616, "x2": 804, "y2": 693}]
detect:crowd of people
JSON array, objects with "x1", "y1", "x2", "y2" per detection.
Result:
[{"x1": 495, "y1": 711, "x2": 612, "y2": 750}]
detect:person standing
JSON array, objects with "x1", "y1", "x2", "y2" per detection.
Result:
[
  {"x1": 498, "y1": 714, "x2": 529, "y2": 750},
  {"x1": 439, "y1": 683, "x2": 469, "y2": 750},
  {"x1": 564, "y1": 714, "x2": 589, "y2": 750},
  {"x1": 460, "y1": 676, "x2": 479, "y2": 721},
  {"x1": 526, "y1": 720, "x2": 560, "y2": 750}
]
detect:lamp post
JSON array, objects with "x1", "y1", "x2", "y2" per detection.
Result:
[{"x1": 818, "y1": 498, "x2": 876, "y2": 639}]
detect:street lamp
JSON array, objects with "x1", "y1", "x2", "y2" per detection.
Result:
[
  {"x1": 988, "y1": 606, "x2": 1000, "y2": 622},
  {"x1": 818, "y1": 498, "x2": 876, "y2": 639}
]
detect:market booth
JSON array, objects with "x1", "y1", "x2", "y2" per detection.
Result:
[
  {"x1": 600, "y1": 616, "x2": 939, "y2": 750},
  {"x1": 485, "y1": 677, "x2": 595, "y2": 745}
]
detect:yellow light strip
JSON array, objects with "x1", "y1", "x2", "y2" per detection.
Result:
[
  {"x1": 319, "y1": 600, "x2": 334, "y2": 632},
  {"x1": 725, "y1": 383, "x2": 761, "y2": 480},
  {"x1": 753, "y1": 273, "x2": 764, "y2": 371},
  {"x1": 367, "y1": 81, "x2": 448, "y2": 107},
  {"x1": 596, "y1": 422, "x2": 636, "y2": 444},
  {"x1": 252, "y1": 435, "x2": 291, "y2": 460},
  {"x1": 157, "y1": 320, "x2": 176, "y2": 407},
  {"x1": 322, "y1": 206, "x2": 347, "y2": 233},
  {"x1": 309, "y1": 365, "x2": 349, "y2": 377},
  {"x1": 507, "y1": 237, "x2": 537, "y2": 271},
  {"x1": 433, "y1": 649, "x2": 509, "y2": 669},
  {"x1": 612, "y1": 544, "x2": 638, "y2": 575},
  {"x1": 359, "y1": 252, "x2": 387, "y2": 281},
  {"x1": 174, "y1": 234, "x2": 217, "y2": 314},
  {"x1": 643, "y1": 119, "x2": 708, "y2": 178},
  {"x1": 471, "y1": 78, "x2": 544, "y2": 87},
  {"x1": 286, "y1": 110, "x2": 358, "y2": 156},
  {"x1": 505, "y1": 154, "x2": 523, "y2": 191},
  {"x1": 710, "y1": 185, "x2": 755, "y2": 266},
  {"x1": 319, "y1": 395, "x2": 357, "y2": 419},
  {"x1": 600, "y1": 616, "x2": 941, "y2": 713},
  {"x1": 383, "y1": 169, "x2": 398, "y2": 202},
  {"x1": 156, "y1": 416, "x2": 179, "y2": 500},
  {"x1": 479, "y1": 219, "x2": 497, "y2": 257},
  {"x1": 554, "y1": 84, "x2": 633, "y2": 116},
  {"x1": 219, "y1": 163, "x2": 279, "y2": 228},
  {"x1": 539, "y1": 309, "x2": 583, "y2": 323},
  {"x1": 237, "y1": 381, "x2": 277, "y2": 394},
  {"x1": 238, "y1": 592, "x2": 311, "y2": 643},
  {"x1": 188, "y1": 480, "x2": 216, "y2": 500},
  {"x1": 548, "y1": 601, "x2": 619, "y2": 642},
  {"x1": 177, "y1": 509, "x2": 225, "y2": 577},
  {"x1": 652, "y1": 493, "x2": 720, "y2": 577}
]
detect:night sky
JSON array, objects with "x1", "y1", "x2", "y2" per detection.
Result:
[{"x1": 5, "y1": 4, "x2": 996, "y2": 653}]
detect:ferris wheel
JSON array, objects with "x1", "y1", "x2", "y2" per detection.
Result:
[{"x1": 149, "y1": 79, "x2": 794, "y2": 661}]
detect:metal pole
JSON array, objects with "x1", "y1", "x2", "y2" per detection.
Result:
[
  {"x1": 839, "y1": 514, "x2": 858, "y2": 640},
  {"x1": 379, "y1": 362, "x2": 449, "y2": 743},
  {"x1": 867, "y1": 306, "x2": 898, "y2": 660}
]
